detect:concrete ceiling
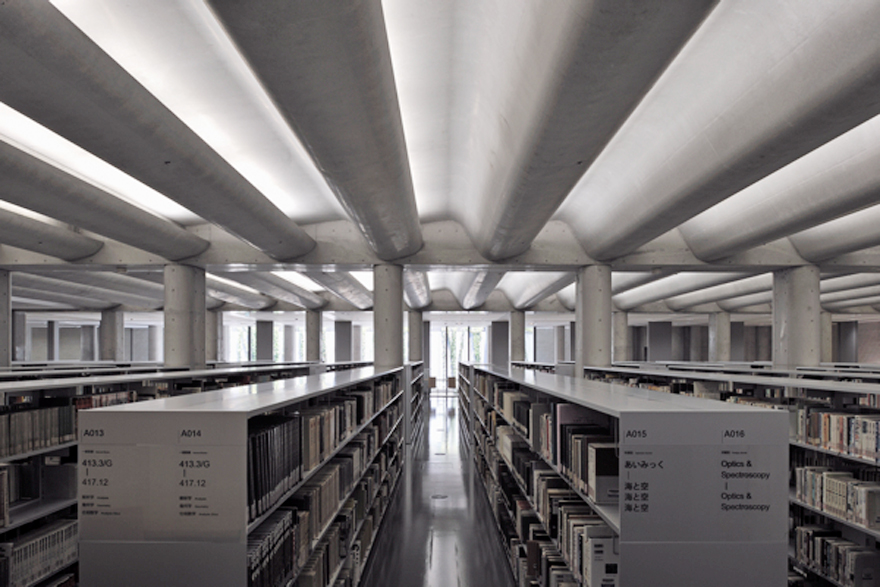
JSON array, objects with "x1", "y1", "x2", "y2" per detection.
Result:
[{"x1": 1, "y1": 1, "x2": 880, "y2": 319}]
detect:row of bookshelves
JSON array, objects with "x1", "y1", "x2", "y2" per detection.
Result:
[
  {"x1": 461, "y1": 363, "x2": 788, "y2": 586},
  {"x1": 78, "y1": 366, "x2": 417, "y2": 586},
  {"x1": 579, "y1": 363, "x2": 880, "y2": 587},
  {"x1": 0, "y1": 361, "x2": 390, "y2": 587}
]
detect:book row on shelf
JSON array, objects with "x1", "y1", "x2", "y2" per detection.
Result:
[
  {"x1": 0, "y1": 518, "x2": 78, "y2": 587},
  {"x1": 466, "y1": 374, "x2": 619, "y2": 586},
  {"x1": 794, "y1": 466, "x2": 880, "y2": 529},
  {"x1": 796, "y1": 407, "x2": 880, "y2": 462},
  {"x1": 0, "y1": 390, "x2": 138, "y2": 461},
  {"x1": 793, "y1": 522, "x2": 880, "y2": 587}
]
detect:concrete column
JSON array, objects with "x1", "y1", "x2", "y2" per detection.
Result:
[
  {"x1": 422, "y1": 321, "x2": 431, "y2": 373},
  {"x1": 569, "y1": 321, "x2": 576, "y2": 362},
  {"x1": 575, "y1": 265, "x2": 612, "y2": 372},
  {"x1": 555, "y1": 325, "x2": 566, "y2": 363},
  {"x1": 773, "y1": 265, "x2": 821, "y2": 368},
  {"x1": 163, "y1": 264, "x2": 206, "y2": 369},
  {"x1": 510, "y1": 310, "x2": 526, "y2": 362},
  {"x1": 374, "y1": 264, "x2": 404, "y2": 367},
  {"x1": 306, "y1": 310, "x2": 321, "y2": 362},
  {"x1": 0, "y1": 271, "x2": 9, "y2": 367},
  {"x1": 730, "y1": 321, "x2": 744, "y2": 361},
  {"x1": 709, "y1": 313, "x2": 731, "y2": 362},
  {"x1": 80, "y1": 325, "x2": 96, "y2": 361},
  {"x1": 647, "y1": 322, "x2": 673, "y2": 362},
  {"x1": 408, "y1": 311, "x2": 423, "y2": 362},
  {"x1": 490, "y1": 321, "x2": 509, "y2": 366},
  {"x1": 689, "y1": 326, "x2": 704, "y2": 361},
  {"x1": 820, "y1": 311, "x2": 833, "y2": 364},
  {"x1": 147, "y1": 325, "x2": 162, "y2": 362},
  {"x1": 838, "y1": 321, "x2": 859, "y2": 363},
  {"x1": 757, "y1": 325, "x2": 772, "y2": 361},
  {"x1": 612, "y1": 312, "x2": 630, "y2": 363},
  {"x1": 206, "y1": 311, "x2": 222, "y2": 363},
  {"x1": 335, "y1": 320, "x2": 353, "y2": 362},
  {"x1": 353, "y1": 325, "x2": 362, "y2": 361},
  {"x1": 12, "y1": 310, "x2": 25, "y2": 363},
  {"x1": 743, "y1": 326, "x2": 758, "y2": 362},
  {"x1": 255, "y1": 320, "x2": 274, "y2": 361},
  {"x1": 100, "y1": 309, "x2": 125, "y2": 362},
  {"x1": 535, "y1": 326, "x2": 555, "y2": 363},
  {"x1": 284, "y1": 325, "x2": 295, "y2": 362}
]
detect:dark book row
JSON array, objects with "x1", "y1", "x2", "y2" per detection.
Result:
[
  {"x1": 0, "y1": 519, "x2": 78, "y2": 587},
  {"x1": 793, "y1": 524, "x2": 880, "y2": 587},
  {"x1": 0, "y1": 406, "x2": 76, "y2": 459},
  {"x1": 247, "y1": 427, "x2": 401, "y2": 587},
  {"x1": 247, "y1": 387, "x2": 401, "y2": 523}
]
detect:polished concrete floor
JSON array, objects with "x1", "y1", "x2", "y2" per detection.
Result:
[{"x1": 361, "y1": 393, "x2": 515, "y2": 587}]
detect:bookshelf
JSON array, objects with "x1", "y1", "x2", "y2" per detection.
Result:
[
  {"x1": 78, "y1": 366, "x2": 411, "y2": 587},
  {"x1": 583, "y1": 364, "x2": 880, "y2": 586},
  {"x1": 460, "y1": 363, "x2": 788, "y2": 586},
  {"x1": 405, "y1": 362, "x2": 425, "y2": 446},
  {"x1": 0, "y1": 361, "x2": 378, "y2": 587}
]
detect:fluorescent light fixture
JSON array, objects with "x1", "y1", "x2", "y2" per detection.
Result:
[
  {"x1": 272, "y1": 272, "x2": 324, "y2": 292},
  {"x1": 349, "y1": 271, "x2": 374, "y2": 291},
  {"x1": 207, "y1": 273, "x2": 263, "y2": 296},
  {"x1": 51, "y1": 0, "x2": 345, "y2": 224},
  {"x1": 0, "y1": 102, "x2": 195, "y2": 223}
]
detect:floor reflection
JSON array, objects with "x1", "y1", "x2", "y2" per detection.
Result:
[{"x1": 360, "y1": 393, "x2": 514, "y2": 587}]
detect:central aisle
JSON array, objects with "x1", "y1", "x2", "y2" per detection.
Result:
[{"x1": 361, "y1": 392, "x2": 516, "y2": 587}]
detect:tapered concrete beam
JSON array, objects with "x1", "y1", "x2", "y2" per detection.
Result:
[
  {"x1": 209, "y1": 0, "x2": 422, "y2": 261},
  {"x1": 0, "y1": 1, "x2": 314, "y2": 260}
]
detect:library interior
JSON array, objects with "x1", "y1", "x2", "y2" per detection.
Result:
[{"x1": 2, "y1": 1, "x2": 880, "y2": 586}]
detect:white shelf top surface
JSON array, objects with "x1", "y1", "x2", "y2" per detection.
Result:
[
  {"x1": 0, "y1": 362, "x2": 318, "y2": 394},
  {"x1": 90, "y1": 366, "x2": 402, "y2": 416},
  {"x1": 473, "y1": 364, "x2": 774, "y2": 417},
  {"x1": 587, "y1": 364, "x2": 880, "y2": 396},
  {"x1": 622, "y1": 360, "x2": 880, "y2": 382}
]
